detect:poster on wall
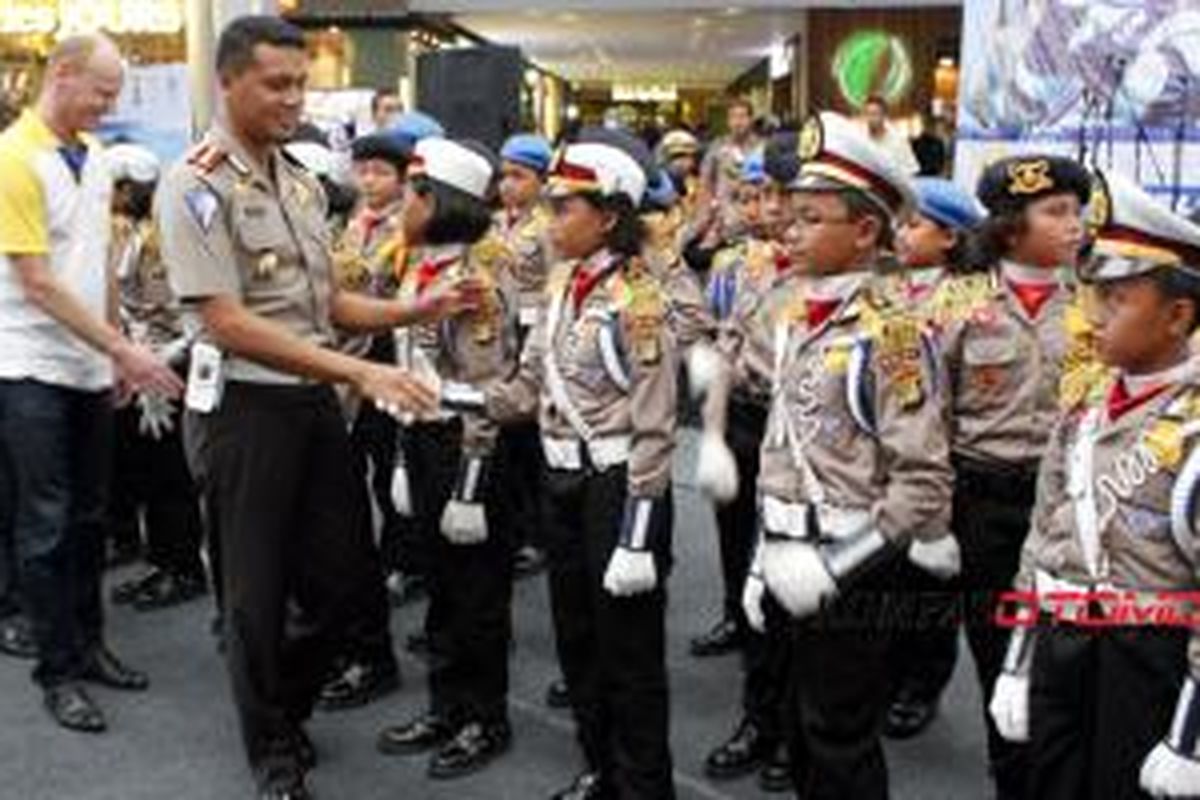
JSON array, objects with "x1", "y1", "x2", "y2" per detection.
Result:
[
  {"x1": 954, "y1": 0, "x2": 1200, "y2": 216},
  {"x1": 99, "y1": 63, "x2": 191, "y2": 162}
]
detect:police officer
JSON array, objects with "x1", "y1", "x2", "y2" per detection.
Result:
[
  {"x1": 107, "y1": 142, "x2": 207, "y2": 612},
  {"x1": 375, "y1": 137, "x2": 522, "y2": 779},
  {"x1": 448, "y1": 128, "x2": 679, "y2": 800},
  {"x1": 493, "y1": 132, "x2": 554, "y2": 578},
  {"x1": 933, "y1": 154, "x2": 1094, "y2": 800},
  {"x1": 990, "y1": 171, "x2": 1200, "y2": 799},
  {"x1": 699, "y1": 112, "x2": 955, "y2": 798},
  {"x1": 693, "y1": 131, "x2": 801, "y2": 792},
  {"x1": 157, "y1": 16, "x2": 460, "y2": 799}
]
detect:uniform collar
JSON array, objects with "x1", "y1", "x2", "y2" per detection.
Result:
[
  {"x1": 207, "y1": 123, "x2": 276, "y2": 189},
  {"x1": 1000, "y1": 259, "x2": 1060, "y2": 286}
]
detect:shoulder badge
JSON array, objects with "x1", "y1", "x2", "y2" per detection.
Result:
[
  {"x1": 1057, "y1": 291, "x2": 1111, "y2": 410},
  {"x1": 186, "y1": 141, "x2": 227, "y2": 175},
  {"x1": 617, "y1": 259, "x2": 665, "y2": 366},
  {"x1": 870, "y1": 304, "x2": 925, "y2": 409}
]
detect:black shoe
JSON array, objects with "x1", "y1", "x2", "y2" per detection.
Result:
[
  {"x1": 81, "y1": 646, "x2": 150, "y2": 692},
  {"x1": 550, "y1": 771, "x2": 608, "y2": 800},
  {"x1": 757, "y1": 742, "x2": 792, "y2": 793},
  {"x1": 883, "y1": 690, "x2": 939, "y2": 740},
  {"x1": 386, "y1": 572, "x2": 427, "y2": 607},
  {"x1": 290, "y1": 727, "x2": 317, "y2": 771},
  {"x1": 316, "y1": 660, "x2": 400, "y2": 711},
  {"x1": 0, "y1": 615, "x2": 36, "y2": 660},
  {"x1": 44, "y1": 683, "x2": 107, "y2": 733},
  {"x1": 111, "y1": 568, "x2": 165, "y2": 605},
  {"x1": 689, "y1": 617, "x2": 743, "y2": 657},
  {"x1": 377, "y1": 713, "x2": 452, "y2": 756},
  {"x1": 106, "y1": 539, "x2": 142, "y2": 569},
  {"x1": 132, "y1": 571, "x2": 207, "y2": 611},
  {"x1": 428, "y1": 720, "x2": 512, "y2": 779},
  {"x1": 257, "y1": 765, "x2": 312, "y2": 800},
  {"x1": 545, "y1": 678, "x2": 570, "y2": 709},
  {"x1": 513, "y1": 545, "x2": 547, "y2": 578},
  {"x1": 704, "y1": 718, "x2": 771, "y2": 780}
]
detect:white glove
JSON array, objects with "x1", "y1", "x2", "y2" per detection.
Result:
[
  {"x1": 1140, "y1": 742, "x2": 1200, "y2": 798},
  {"x1": 989, "y1": 673, "x2": 1031, "y2": 743},
  {"x1": 603, "y1": 547, "x2": 658, "y2": 597},
  {"x1": 696, "y1": 432, "x2": 739, "y2": 504},
  {"x1": 908, "y1": 534, "x2": 961, "y2": 580},
  {"x1": 440, "y1": 499, "x2": 487, "y2": 545},
  {"x1": 761, "y1": 539, "x2": 836, "y2": 619},
  {"x1": 157, "y1": 336, "x2": 190, "y2": 368},
  {"x1": 136, "y1": 392, "x2": 175, "y2": 440},
  {"x1": 440, "y1": 380, "x2": 486, "y2": 413},
  {"x1": 742, "y1": 573, "x2": 766, "y2": 633}
]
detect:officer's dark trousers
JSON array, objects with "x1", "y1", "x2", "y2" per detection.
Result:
[
  {"x1": 199, "y1": 383, "x2": 389, "y2": 774},
  {"x1": 886, "y1": 558, "x2": 959, "y2": 703},
  {"x1": 111, "y1": 403, "x2": 205, "y2": 581},
  {"x1": 0, "y1": 380, "x2": 108, "y2": 687},
  {"x1": 182, "y1": 411, "x2": 223, "y2": 619},
  {"x1": 544, "y1": 464, "x2": 675, "y2": 800},
  {"x1": 954, "y1": 456, "x2": 1038, "y2": 800},
  {"x1": 780, "y1": 561, "x2": 896, "y2": 800},
  {"x1": 495, "y1": 421, "x2": 545, "y2": 555},
  {"x1": 715, "y1": 400, "x2": 765, "y2": 635},
  {"x1": 405, "y1": 418, "x2": 514, "y2": 725},
  {"x1": 1029, "y1": 623, "x2": 1188, "y2": 800}
]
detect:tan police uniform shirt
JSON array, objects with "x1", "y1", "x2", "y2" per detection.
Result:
[
  {"x1": 394, "y1": 234, "x2": 520, "y2": 457},
  {"x1": 931, "y1": 263, "x2": 1105, "y2": 467},
  {"x1": 493, "y1": 204, "x2": 554, "y2": 329},
  {"x1": 724, "y1": 269, "x2": 953, "y2": 545},
  {"x1": 642, "y1": 209, "x2": 713, "y2": 351},
  {"x1": 485, "y1": 248, "x2": 677, "y2": 498},
  {"x1": 157, "y1": 125, "x2": 336, "y2": 385},
  {"x1": 112, "y1": 215, "x2": 185, "y2": 348},
  {"x1": 1016, "y1": 359, "x2": 1200, "y2": 674},
  {"x1": 330, "y1": 200, "x2": 405, "y2": 359}
]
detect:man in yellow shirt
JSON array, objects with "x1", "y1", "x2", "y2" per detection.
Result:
[{"x1": 0, "y1": 34, "x2": 182, "y2": 735}]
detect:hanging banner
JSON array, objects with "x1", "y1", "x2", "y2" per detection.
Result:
[{"x1": 954, "y1": 0, "x2": 1200, "y2": 215}]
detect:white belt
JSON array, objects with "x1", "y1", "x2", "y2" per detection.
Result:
[
  {"x1": 761, "y1": 495, "x2": 870, "y2": 542},
  {"x1": 542, "y1": 435, "x2": 630, "y2": 471}
]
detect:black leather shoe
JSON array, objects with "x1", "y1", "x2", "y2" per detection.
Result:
[
  {"x1": 81, "y1": 646, "x2": 150, "y2": 692},
  {"x1": 883, "y1": 690, "x2": 939, "y2": 740},
  {"x1": 0, "y1": 615, "x2": 36, "y2": 660},
  {"x1": 111, "y1": 568, "x2": 165, "y2": 605},
  {"x1": 44, "y1": 683, "x2": 107, "y2": 733},
  {"x1": 689, "y1": 617, "x2": 743, "y2": 657},
  {"x1": 316, "y1": 660, "x2": 400, "y2": 711},
  {"x1": 405, "y1": 632, "x2": 430, "y2": 658},
  {"x1": 386, "y1": 572, "x2": 427, "y2": 607},
  {"x1": 257, "y1": 766, "x2": 312, "y2": 800},
  {"x1": 291, "y1": 727, "x2": 317, "y2": 771},
  {"x1": 377, "y1": 713, "x2": 452, "y2": 756},
  {"x1": 550, "y1": 771, "x2": 608, "y2": 800},
  {"x1": 132, "y1": 571, "x2": 207, "y2": 611},
  {"x1": 545, "y1": 678, "x2": 570, "y2": 709},
  {"x1": 758, "y1": 742, "x2": 792, "y2": 793},
  {"x1": 428, "y1": 720, "x2": 512, "y2": 779},
  {"x1": 704, "y1": 718, "x2": 771, "y2": 779},
  {"x1": 513, "y1": 545, "x2": 547, "y2": 578}
]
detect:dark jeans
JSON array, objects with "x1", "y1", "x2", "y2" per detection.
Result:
[
  {"x1": 0, "y1": 379, "x2": 110, "y2": 686},
  {"x1": 0, "y1": 437, "x2": 20, "y2": 619}
]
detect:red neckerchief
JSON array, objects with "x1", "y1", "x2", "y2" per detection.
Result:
[
  {"x1": 805, "y1": 298, "x2": 841, "y2": 329},
  {"x1": 1106, "y1": 379, "x2": 1169, "y2": 422},
  {"x1": 571, "y1": 253, "x2": 617, "y2": 312},
  {"x1": 1006, "y1": 279, "x2": 1057, "y2": 319},
  {"x1": 774, "y1": 249, "x2": 792, "y2": 275},
  {"x1": 415, "y1": 253, "x2": 458, "y2": 296}
]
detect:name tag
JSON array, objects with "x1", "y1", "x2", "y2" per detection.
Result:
[
  {"x1": 964, "y1": 337, "x2": 1018, "y2": 365},
  {"x1": 184, "y1": 342, "x2": 225, "y2": 414}
]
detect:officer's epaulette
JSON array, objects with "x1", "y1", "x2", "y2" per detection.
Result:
[
  {"x1": 612, "y1": 257, "x2": 666, "y2": 365},
  {"x1": 1057, "y1": 291, "x2": 1110, "y2": 411},
  {"x1": 923, "y1": 270, "x2": 998, "y2": 328},
  {"x1": 1136, "y1": 384, "x2": 1200, "y2": 471},
  {"x1": 186, "y1": 139, "x2": 251, "y2": 179}
]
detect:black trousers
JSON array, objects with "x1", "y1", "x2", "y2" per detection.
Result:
[
  {"x1": 954, "y1": 456, "x2": 1038, "y2": 800},
  {"x1": 885, "y1": 558, "x2": 959, "y2": 702},
  {"x1": 544, "y1": 465, "x2": 675, "y2": 800},
  {"x1": 197, "y1": 383, "x2": 391, "y2": 773},
  {"x1": 781, "y1": 560, "x2": 898, "y2": 800},
  {"x1": 408, "y1": 418, "x2": 514, "y2": 725},
  {"x1": 1029, "y1": 624, "x2": 1188, "y2": 800},
  {"x1": 0, "y1": 438, "x2": 20, "y2": 619},
  {"x1": 715, "y1": 400, "x2": 765, "y2": 632},
  {"x1": 111, "y1": 403, "x2": 205, "y2": 580},
  {"x1": 495, "y1": 421, "x2": 545, "y2": 554},
  {"x1": 182, "y1": 410, "x2": 223, "y2": 619}
]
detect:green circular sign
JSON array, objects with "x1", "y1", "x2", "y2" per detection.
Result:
[{"x1": 832, "y1": 30, "x2": 913, "y2": 110}]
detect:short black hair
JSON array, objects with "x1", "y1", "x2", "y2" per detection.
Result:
[
  {"x1": 840, "y1": 190, "x2": 894, "y2": 251},
  {"x1": 216, "y1": 15, "x2": 305, "y2": 78},
  {"x1": 582, "y1": 193, "x2": 646, "y2": 259},
  {"x1": 728, "y1": 97, "x2": 754, "y2": 117},
  {"x1": 413, "y1": 175, "x2": 493, "y2": 246},
  {"x1": 1149, "y1": 267, "x2": 1200, "y2": 333},
  {"x1": 371, "y1": 88, "x2": 398, "y2": 115}
]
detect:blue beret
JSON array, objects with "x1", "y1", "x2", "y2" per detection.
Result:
[
  {"x1": 643, "y1": 168, "x2": 678, "y2": 211},
  {"x1": 740, "y1": 152, "x2": 766, "y2": 185},
  {"x1": 913, "y1": 178, "x2": 985, "y2": 231},
  {"x1": 385, "y1": 111, "x2": 444, "y2": 147},
  {"x1": 501, "y1": 133, "x2": 553, "y2": 174}
]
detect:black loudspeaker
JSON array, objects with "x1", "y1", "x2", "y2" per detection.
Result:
[{"x1": 416, "y1": 45, "x2": 522, "y2": 150}]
